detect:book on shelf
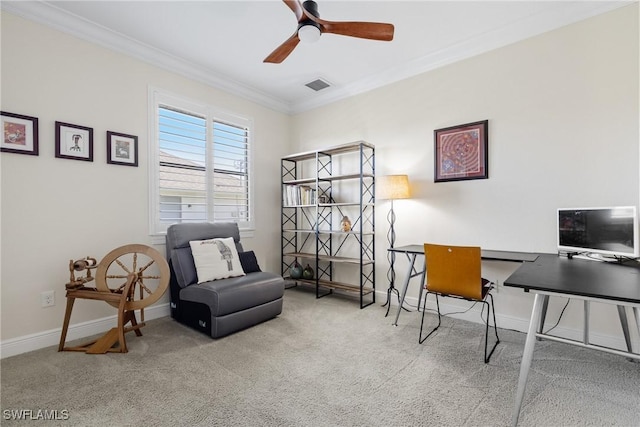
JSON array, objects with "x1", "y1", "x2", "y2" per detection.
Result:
[{"x1": 283, "y1": 185, "x2": 316, "y2": 207}]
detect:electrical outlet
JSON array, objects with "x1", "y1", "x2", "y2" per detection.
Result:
[{"x1": 41, "y1": 290, "x2": 55, "y2": 307}]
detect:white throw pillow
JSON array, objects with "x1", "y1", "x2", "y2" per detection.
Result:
[{"x1": 189, "y1": 237, "x2": 245, "y2": 283}]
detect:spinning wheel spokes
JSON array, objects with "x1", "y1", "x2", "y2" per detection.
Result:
[
  {"x1": 138, "y1": 280, "x2": 153, "y2": 295},
  {"x1": 106, "y1": 273, "x2": 159, "y2": 293},
  {"x1": 115, "y1": 258, "x2": 132, "y2": 274},
  {"x1": 95, "y1": 244, "x2": 169, "y2": 311},
  {"x1": 139, "y1": 259, "x2": 154, "y2": 273}
]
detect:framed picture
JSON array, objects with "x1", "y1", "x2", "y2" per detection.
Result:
[
  {"x1": 434, "y1": 120, "x2": 488, "y2": 183},
  {"x1": 1, "y1": 111, "x2": 39, "y2": 156},
  {"x1": 107, "y1": 131, "x2": 138, "y2": 167},
  {"x1": 55, "y1": 121, "x2": 93, "y2": 161}
]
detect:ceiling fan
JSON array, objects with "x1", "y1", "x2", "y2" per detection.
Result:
[{"x1": 264, "y1": 0, "x2": 395, "y2": 64}]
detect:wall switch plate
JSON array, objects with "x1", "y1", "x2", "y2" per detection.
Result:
[{"x1": 41, "y1": 290, "x2": 55, "y2": 307}]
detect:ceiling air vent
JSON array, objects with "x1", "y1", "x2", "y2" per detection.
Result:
[{"x1": 305, "y1": 78, "x2": 331, "y2": 92}]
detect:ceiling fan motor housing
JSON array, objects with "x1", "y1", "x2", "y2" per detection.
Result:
[
  {"x1": 299, "y1": 0, "x2": 321, "y2": 33},
  {"x1": 302, "y1": 0, "x2": 320, "y2": 19},
  {"x1": 298, "y1": 0, "x2": 321, "y2": 42}
]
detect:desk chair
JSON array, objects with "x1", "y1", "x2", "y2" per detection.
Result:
[{"x1": 419, "y1": 243, "x2": 500, "y2": 363}]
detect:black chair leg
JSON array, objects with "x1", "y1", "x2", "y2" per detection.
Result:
[
  {"x1": 482, "y1": 293, "x2": 500, "y2": 363},
  {"x1": 419, "y1": 292, "x2": 441, "y2": 344}
]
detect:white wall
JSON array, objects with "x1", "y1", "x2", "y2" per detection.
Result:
[
  {"x1": 1, "y1": 4, "x2": 638, "y2": 357},
  {"x1": 290, "y1": 5, "x2": 639, "y2": 344},
  {"x1": 0, "y1": 13, "x2": 291, "y2": 350}
]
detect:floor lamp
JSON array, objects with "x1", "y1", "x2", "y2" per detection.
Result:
[{"x1": 377, "y1": 174, "x2": 410, "y2": 316}]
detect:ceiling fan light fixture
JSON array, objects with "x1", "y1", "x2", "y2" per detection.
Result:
[
  {"x1": 298, "y1": 24, "x2": 321, "y2": 43},
  {"x1": 264, "y1": 0, "x2": 394, "y2": 63}
]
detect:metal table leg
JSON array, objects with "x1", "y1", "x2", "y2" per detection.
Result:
[
  {"x1": 512, "y1": 293, "x2": 545, "y2": 427},
  {"x1": 536, "y1": 294, "x2": 549, "y2": 341},
  {"x1": 634, "y1": 307, "x2": 640, "y2": 350},
  {"x1": 617, "y1": 305, "x2": 633, "y2": 353},
  {"x1": 392, "y1": 253, "x2": 417, "y2": 326},
  {"x1": 583, "y1": 300, "x2": 590, "y2": 344},
  {"x1": 416, "y1": 258, "x2": 426, "y2": 311}
]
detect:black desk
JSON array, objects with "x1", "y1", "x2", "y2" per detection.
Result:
[
  {"x1": 388, "y1": 245, "x2": 538, "y2": 326},
  {"x1": 504, "y1": 253, "x2": 640, "y2": 426}
]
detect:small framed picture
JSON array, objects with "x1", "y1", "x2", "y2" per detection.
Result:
[
  {"x1": 434, "y1": 120, "x2": 488, "y2": 183},
  {"x1": 55, "y1": 121, "x2": 93, "y2": 161},
  {"x1": 107, "y1": 131, "x2": 138, "y2": 166},
  {"x1": 1, "y1": 111, "x2": 39, "y2": 156}
]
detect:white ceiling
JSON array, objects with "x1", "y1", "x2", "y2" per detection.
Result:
[{"x1": 2, "y1": 1, "x2": 632, "y2": 114}]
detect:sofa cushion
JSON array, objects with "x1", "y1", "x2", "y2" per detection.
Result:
[
  {"x1": 190, "y1": 237, "x2": 245, "y2": 283},
  {"x1": 167, "y1": 222, "x2": 245, "y2": 288},
  {"x1": 170, "y1": 247, "x2": 198, "y2": 288},
  {"x1": 239, "y1": 251, "x2": 261, "y2": 273},
  {"x1": 167, "y1": 222, "x2": 243, "y2": 251},
  {"x1": 179, "y1": 271, "x2": 285, "y2": 317}
]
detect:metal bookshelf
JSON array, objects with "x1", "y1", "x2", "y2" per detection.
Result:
[{"x1": 280, "y1": 141, "x2": 375, "y2": 308}]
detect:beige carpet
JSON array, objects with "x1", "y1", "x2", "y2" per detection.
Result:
[{"x1": 2, "y1": 287, "x2": 639, "y2": 426}]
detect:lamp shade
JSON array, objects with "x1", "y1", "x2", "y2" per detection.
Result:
[{"x1": 377, "y1": 175, "x2": 410, "y2": 200}]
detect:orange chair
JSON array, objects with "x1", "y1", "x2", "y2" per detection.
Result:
[{"x1": 419, "y1": 243, "x2": 500, "y2": 363}]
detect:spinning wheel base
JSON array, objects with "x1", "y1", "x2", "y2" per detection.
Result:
[{"x1": 58, "y1": 244, "x2": 169, "y2": 355}]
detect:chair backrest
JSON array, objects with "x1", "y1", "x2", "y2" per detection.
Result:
[
  {"x1": 424, "y1": 243, "x2": 483, "y2": 300},
  {"x1": 166, "y1": 222, "x2": 243, "y2": 288}
]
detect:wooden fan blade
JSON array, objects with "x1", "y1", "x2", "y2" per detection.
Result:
[
  {"x1": 300, "y1": 6, "x2": 394, "y2": 41},
  {"x1": 319, "y1": 20, "x2": 394, "y2": 41},
  {"x1": 264, "y1": 32, "x2": 300, "y2": 63},
  {"x1": 283, "y1": 0, "x2": 305, "y2": 22}
]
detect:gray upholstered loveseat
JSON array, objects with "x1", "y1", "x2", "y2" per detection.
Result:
[{"x1": 166, "y1": 222, "x2": 284, "y2": 338}]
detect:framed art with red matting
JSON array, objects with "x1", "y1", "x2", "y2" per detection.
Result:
[{"x1": 434, "y1": 120, "x2": 488, "y2": 183}]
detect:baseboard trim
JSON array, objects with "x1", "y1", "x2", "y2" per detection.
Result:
[
  {"x1": 3, "y1": 293, "x2": 636, "y2": 359},
  {"x1": 377, "y1": 290, "x2": 638, "y2": 353},
  {"x1": 0, "y1": 304, "x2": 170, "y2": 359}
]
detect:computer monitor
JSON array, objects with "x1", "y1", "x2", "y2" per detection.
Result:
[{"x1": 557, "y1": 206, "x2": 639, "y2": 258}]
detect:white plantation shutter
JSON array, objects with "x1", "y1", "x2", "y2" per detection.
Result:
[
  {"x1": 151, "y1": 91, "x2": 253, "y2": 234},
  {"x1": 158, "y1": 107, "x2": 207, "y2": 223},
  {"x1": 212, "y1": 120, "x2": 249, "y2": 222}
]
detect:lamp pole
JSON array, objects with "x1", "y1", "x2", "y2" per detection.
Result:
[
  {"x1": 383, "y1": 198, "x2": 398, "y2": 315},
  {"x1": 378, "y1": 174, "x2": 410, "y2": 317}
]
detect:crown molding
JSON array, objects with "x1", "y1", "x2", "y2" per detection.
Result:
[
  {"x1": 1, "y1": 1, "x2": 293, "y2": 114},
  {"x1": 290, "y1": 0, "x2": 633, "y2": 114},
  {"x1": 2, "y1": 1, "x2": 633, "y2": 116}
]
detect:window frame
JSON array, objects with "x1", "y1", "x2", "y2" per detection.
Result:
[{"x1": 148, "y1": 87, "x2": 255, "y2": 237}]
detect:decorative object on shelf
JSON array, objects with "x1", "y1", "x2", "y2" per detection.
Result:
[
  {"x1": 107, "y1": 131, "x2": 138, "y2": 167},
  {"x1": 303, "y1": 264, "x2": 314, "y2": 280},
  {"x1": 1, "y1": 111, "x2": 39, "y2": 156},
  {"x1": 377, "y1": 174, "x2": 411, "y2": 316},
  {"x1": 434, "y1": 120, "x2": 488, "y2": 183},
  {"x1": 290, "y1": 262, "x2": 303, "y2": 279},
  {"x1": 55, "y1": 121, "x2": 94, "y2": 162},
  {"x1": 340, "y1": 215, "x2": 352, "y2": 232}
]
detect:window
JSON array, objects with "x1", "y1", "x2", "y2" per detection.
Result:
[
  {"x1": 149, "y1": 90, "x2": 253, "y2": 235},
  {"x1": 159, "y1": 195, "x2": 183, "y2": 222}
]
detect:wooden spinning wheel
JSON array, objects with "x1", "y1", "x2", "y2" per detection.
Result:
[
  {"x1": 58, "y1": 244, "x2": 169, "y2": 354},
  {"x1": 95, "y1": 244, "x2": 169, "y2": 311}
]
